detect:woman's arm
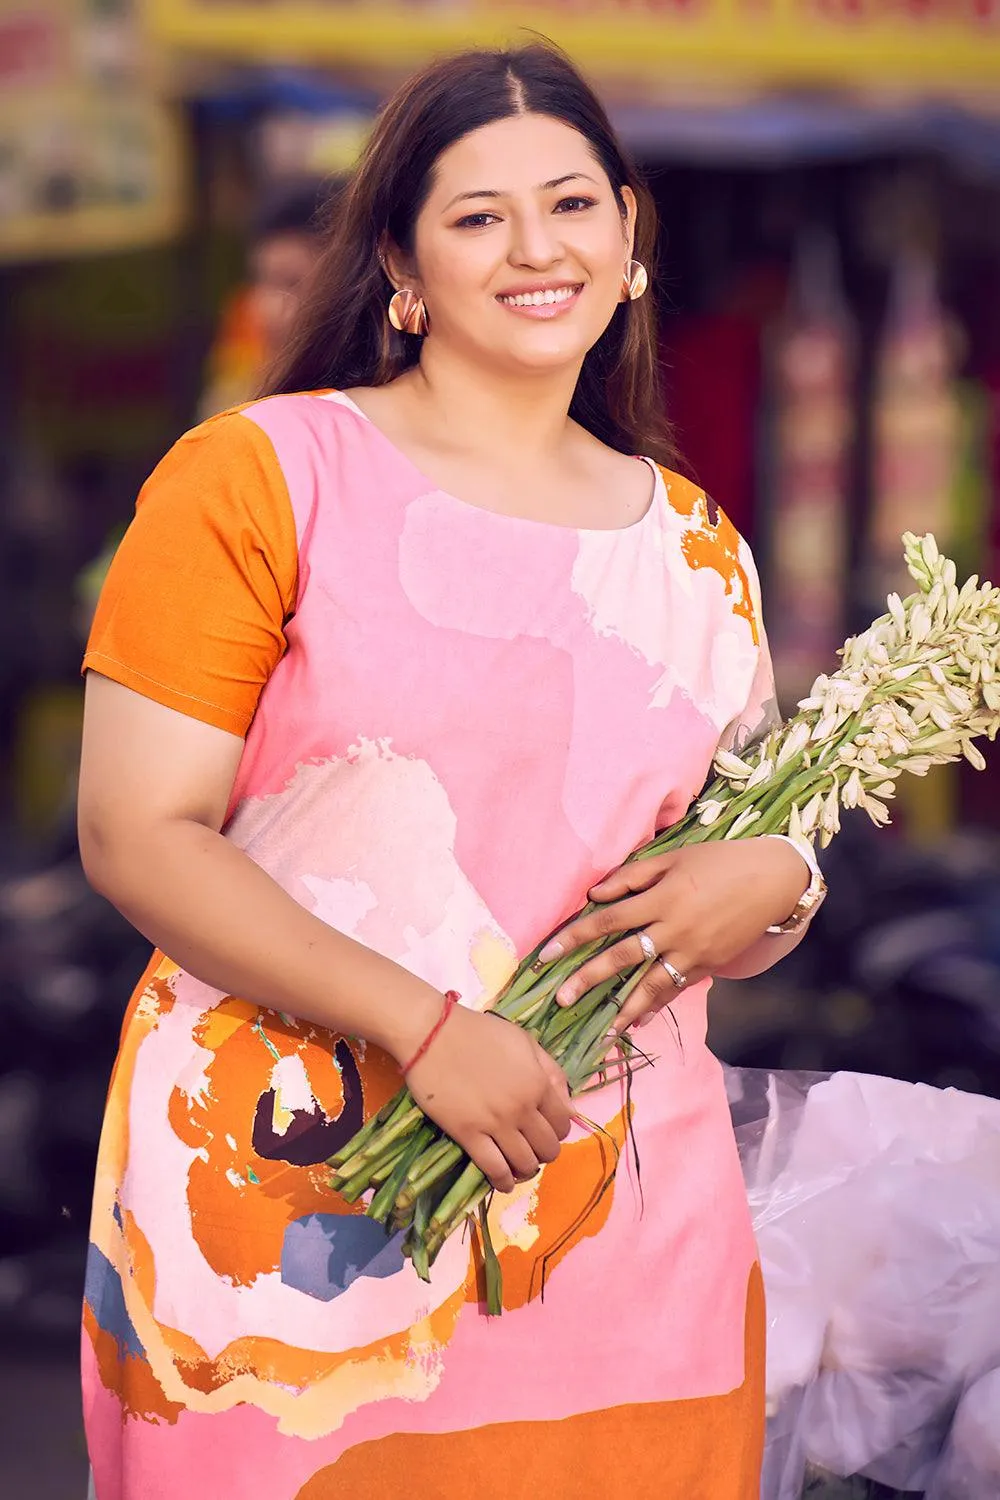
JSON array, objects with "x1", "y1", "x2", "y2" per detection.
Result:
[
  {"x1": 78, "y1": 673, "x2": 572, "y2": 1190},
  {"x1": 710, "y1": 915, "x2": 809, "y2": 981},
  {"x1": 78, "y1": 673, "x2": 441, "y2": 1060},
  {"x1": 710, "y1": 846, "x2": 815, "y2": 984}
]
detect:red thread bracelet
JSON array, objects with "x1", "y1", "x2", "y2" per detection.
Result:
[{"x1": 401, "y1": 991, "x2": 461, "y2": 1076}]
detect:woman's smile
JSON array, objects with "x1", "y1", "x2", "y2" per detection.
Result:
[{"x1": 495, "y1": 281, "x2": 584, "y2": 318}]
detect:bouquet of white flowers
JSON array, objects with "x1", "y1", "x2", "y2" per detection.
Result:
[{"x1": 329, "y1": 534, "x2": 1000, "y2": 1312}]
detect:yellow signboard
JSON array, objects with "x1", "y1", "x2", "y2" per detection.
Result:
[
  {"x1": 148, "y1": 0, "x2": 1000, "y2": 89},
  {"x1": 0, "y1": 2, "x2": 186, "y2": 262}
]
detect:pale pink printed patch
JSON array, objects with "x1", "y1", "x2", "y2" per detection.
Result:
[{"x1": 228, "y1": 741, "x2": 516, "y2": 1002}]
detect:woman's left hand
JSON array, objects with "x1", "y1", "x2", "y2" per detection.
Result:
[{"x1": 537, "y1": 838, "x2": 810, "y2": 1034}]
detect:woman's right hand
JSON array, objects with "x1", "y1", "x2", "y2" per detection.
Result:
[{"x1": 404, "y1": 1004, "x2": 572, "y2": 1193}]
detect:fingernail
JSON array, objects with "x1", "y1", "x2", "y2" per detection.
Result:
[
  {"x1": 538, "y1": 940, "x2": 564, "y2": 963},
  {"x1": 556, "y1": 985, "x2": 576, "y2": 1006}
]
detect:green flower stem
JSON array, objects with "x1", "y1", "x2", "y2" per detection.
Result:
[
  {"x1": 404, "y1": 1133, "x2": 454, "y2": 1185},
  {"x1": 426, "y1": 1178, "x2": 492, "y2": 1266},
  {"x1": 334, "y1": 1104, "x2": 425, "y2": 1193},
  {"x1": 406, "y1": 1191, "x2": 434, "y2": 1282},
  {"x1": 365, "y1": 1138, "x2": 416, "y2": 1188},
  {"x1": 331, "y1": 1109, "x2": 418, "y2": 1185},
  {"x1": 336, "y1": 1133, "x2": 414, "y2": 1199},
  {"x1": 368, "y1": 1122, "x2": 436, "y2": 1223},
  {"x1": 398, "y1": 1140, "x2": 464, "y2": 1207},
  {"x1": 328, "y1": 1090, "x2": 412, "y2": 1170},
  {"x1": 479, "y1": 1202, "x2": 503, "y2": 1316},
  {"x1": 429, "y1": 1160, "x2": 487, "y2": 1236},
  {"x1": 559, "y1": 994, "x2": 624, "y2": 1081},
  {"x1": 750, "y1": 767, "x2": 833, "y2": 836},
  {"x1": 752, "y1": 730, "x2": 863, "y2": 836},
  {"x1": 337, "y1": 1167, "x2": 383, "y2": 1204},
  {"x1": 497, "y1": 904, "x2": 599, "y2": 1004},
  {"x1": 492, "y1": 940, "x2": 605, "y2": 1024},
  {"x1": 537, "y1": 985, "x2": 608, "y2": 1051}
]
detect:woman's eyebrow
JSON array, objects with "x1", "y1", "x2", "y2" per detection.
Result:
[{"x1": 443, "y1": 172, "x2": 599, "y2": 212}]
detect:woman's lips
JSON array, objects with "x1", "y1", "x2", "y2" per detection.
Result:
[{"x1": 495, "y1": 284, "x2": 583, "y2": 319}]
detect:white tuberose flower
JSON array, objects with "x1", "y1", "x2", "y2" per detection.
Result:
[
  {"x1": 714, "y1": 749, "x2": 754, "y2": 780},
  {"x1": 777, "y1": 722, "x2": 811, "y2": 767}
]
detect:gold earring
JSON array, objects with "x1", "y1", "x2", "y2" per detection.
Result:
[
  {"x1": 620, "y1": 260, "x2": 648, "y2": 302},
  {"x1": 387, "y1": 288, "x2": 429, "y2": 336}
]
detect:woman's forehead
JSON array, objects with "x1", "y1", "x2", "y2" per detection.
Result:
[{"x1": 426, "y1": 115, "x2": 604, "y2": 205}]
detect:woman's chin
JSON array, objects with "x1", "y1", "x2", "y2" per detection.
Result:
[{"x1": 493, "y1": 330, "x2": 594, "y2": 377}]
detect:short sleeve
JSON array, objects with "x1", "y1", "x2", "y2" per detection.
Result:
[
  {"x1": 83, "y1": 409, "x2": 298, "y2": 737},
  {"x1": 716, "y1": 538, "x2": 781, "y2": 757}
]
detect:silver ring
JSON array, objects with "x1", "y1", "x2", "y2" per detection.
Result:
[
  {"x1": 658, "y1": 956, "x2": 688, "y2": 989},
  {"x1": 638, "y1": 931, "x2": 658, "y2": 962}
]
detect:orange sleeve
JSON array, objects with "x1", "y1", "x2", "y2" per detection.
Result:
[{"x1": 83, "y1": 408, "x2": 298, "y2": 737}]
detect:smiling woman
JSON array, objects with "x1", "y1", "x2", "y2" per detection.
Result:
[
  {"x1": 267, "y1": 45, "x2": 675, "y2": 479},
  {"x1": 77, "y1": 40, "x2": 791, "y2": 1500}
]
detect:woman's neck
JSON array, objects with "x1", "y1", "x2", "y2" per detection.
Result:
[{"x1": 397, "y1": 344, "x2": 583, "y2": 467}]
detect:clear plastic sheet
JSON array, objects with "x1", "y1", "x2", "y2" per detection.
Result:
[{"x1": 724, "y1": 1067, "x2": 1000, "y2": 1498}]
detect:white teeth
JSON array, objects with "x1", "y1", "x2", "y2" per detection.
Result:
[{"x1": 499, "y1": 286, "x2": 578, "y2": 308}]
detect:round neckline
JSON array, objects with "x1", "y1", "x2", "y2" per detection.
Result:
[{"x1": 330, "y1": 391, "x2": 660, "y2": 537}]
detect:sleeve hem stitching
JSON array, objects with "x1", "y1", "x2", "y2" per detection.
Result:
[{"x1": 83, "y1": 652, "x2": 251, "y2": 733}]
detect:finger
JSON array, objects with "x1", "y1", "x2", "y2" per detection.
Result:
[
  {"x1": 536, "y1": 1049, "x2": 572, "y2": 1105},
  {"x1": 494, "y1": 1130, "x2": 540, "y2": 1183},
  {"x1": 519, "y1": 1113, "x2": 563, "y2": 1165},
  {"x1": 555, "y1": 928, "x2": 667, "y2": 1006},
  {"x1": 610, "y1": 967, "x2": 675, "y2": 1035},
  {"x1": 470, "y1": 1137, "x2": 516, "y2": 1194},
  {"x1": 538, "y1": 1076, "x2": 573, "y2": 1140},
  {"x1": 588, "y1": 853, "x2": 677, "y2": 904},
  {"x1": 536, "y1": 887, "x2": 664, "y2": 966},
  {"x1": 612, "y1": 960, "x2": 704, "y2": 1035}
]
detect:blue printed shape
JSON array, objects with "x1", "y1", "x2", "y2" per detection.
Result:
[
  {"x1": 84, "y1": 1244, "x2": 145, "y2": 1358},
  {"x1": 280, "y1": 1213, "x2": 405, "y2": 1301}
]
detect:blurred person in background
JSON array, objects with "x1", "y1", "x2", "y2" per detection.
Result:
[
  {"x1": 199, "y1": 178, "x2": 337, "y2": 419},
  {"x1": 76, "y1": 180, "x2": 335, "y2": 630},
  {"x1": 76, "y1": 43, "x2": 822, "y2": 1500}
]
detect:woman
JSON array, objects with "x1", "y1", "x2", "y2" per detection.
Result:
[{"x1": 78, "y1": 44, "x2": 824, "y2": 1500}]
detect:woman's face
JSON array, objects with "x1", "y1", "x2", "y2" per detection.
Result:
[{"x1": 397, "y1": 112, "x2": 636, "y2": 376}]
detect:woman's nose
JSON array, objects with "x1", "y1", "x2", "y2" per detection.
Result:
[{"x1": 508, "y1": 209, "x2": 563, "y2": 270}]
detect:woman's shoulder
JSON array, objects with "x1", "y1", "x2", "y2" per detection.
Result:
[
  {"x1": 167, "y1": 390, "x2": 369, "y2": 487},
  {"x1": 194, "y1": 388, "x2": 356, "y2": 444},
  {"x1": 640, "y1": 460, "x2": 763, "y2": 641},
  {"x1": 647, "y1": 461, "x2": 751, "y2": 552}
]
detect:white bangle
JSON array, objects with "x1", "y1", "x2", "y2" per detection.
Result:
[{"x1": 763, "y1": 834, "x2": 826, "y2": 935}]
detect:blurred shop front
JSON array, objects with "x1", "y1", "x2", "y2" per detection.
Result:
[{"x1": 3, "y1": 0, "x2": 1000, "y2": 1392}]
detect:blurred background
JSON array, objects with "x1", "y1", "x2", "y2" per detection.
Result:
[{"x1": 2, "y1": 2, "x2": 1000, "y2": 1495}]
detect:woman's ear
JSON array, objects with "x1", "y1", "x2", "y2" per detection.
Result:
[
  {"x1": 620, "y1": 186, "x2": 638, "y2": 260},
  {"x1": 380, "y1": 238, "x2": 423, "y2": 295}
]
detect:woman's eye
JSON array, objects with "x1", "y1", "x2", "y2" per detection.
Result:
[
  {"x1": 554, "y1": 196, "x2": 597, "y2": 214},
  {"x1": 455, "y1": 212, "x2": 499, "y2": 229}
]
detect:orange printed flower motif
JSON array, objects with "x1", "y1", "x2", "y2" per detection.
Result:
[
  {"x1": 168, "y1": 998, "x2": 400, "y2": 1287},
  {"x1": 471, "y1": 1103, "x2": 631, "y2": 1313},
  {"x1": 659, "y1": 469, "x2": 758, "y2": 643}
]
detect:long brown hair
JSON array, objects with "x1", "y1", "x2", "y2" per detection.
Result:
[{"x1": 263, "y1": 43, "x2": 676, "y2": 467}]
